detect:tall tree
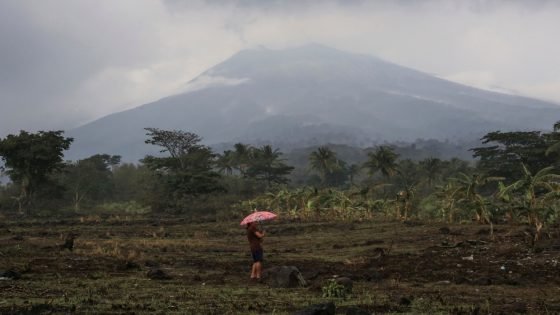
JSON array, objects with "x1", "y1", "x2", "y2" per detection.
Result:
[
  {"x1": 471, "y1": 130, "x2": 557, "y2": 180},
  {"x1": 142, "y1": 128, "x2": 224, "y2": 211},
  {"x1": 232, "y1": 143, "x2": 252, "y2": 175},
  {"x1": 61, "y1": 154, "x2": 120, "y2": 211},
  {"x1": 440, "y1": 158, "x2": 472, "y2": 181},
  {"x1": 420, "y1": 157, "x2": 442, "y2": 187},
  {"x1": 216, "y1": 150, "x2": 235, "y2": 176},
  {"x1": 0, "y1": 130, "x2": 73, "y2": 214},
  {"x1": 112, "y1": 163, "x2": 153, "y2": 202},
  {"x1": 245, "y1": 145, "x2": 294, "y2": 187},
  {"x1": 144, "y1": 128, "x2": 204, "y2": 169},
  {"x1": 309, "y1": 147, "x2": 343, "y2": 186},
  {"x1": 347, "y1": 164, "x2": 361, "y2": 186},
  {"x1": 364, "y1": 145, "x2": 399, "y2": 179}
]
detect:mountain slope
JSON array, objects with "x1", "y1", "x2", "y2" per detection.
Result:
[{"x1": 67, "y1": 44, "x2": 560, "y2": 161}]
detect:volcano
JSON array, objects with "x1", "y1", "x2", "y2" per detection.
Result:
[{"x1": 67, "y1": 44, "x2": 560, "y2": 161}]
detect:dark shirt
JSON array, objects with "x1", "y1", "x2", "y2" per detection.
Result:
[{"x1": 247, "y1": 224, "x2": 263, "y2": 251}]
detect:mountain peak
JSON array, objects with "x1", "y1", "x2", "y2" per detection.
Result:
[
  {"x1": 67, "y1": 45, "x2": 560, "y2": 161},
  {"x1": 206, "y1": 43, "x2": 387, "y2": 80}
]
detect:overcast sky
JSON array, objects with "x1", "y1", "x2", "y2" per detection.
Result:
[{"x1": 1, "y1": 0, "x2": 560, "y2": 137}]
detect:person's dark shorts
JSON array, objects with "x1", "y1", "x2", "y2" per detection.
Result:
[{"x1": 251, "y1": 249, "x2": 263, "y2": 262}]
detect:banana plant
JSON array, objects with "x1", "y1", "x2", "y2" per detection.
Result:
[
  {"x1": 451, "y1": 173, "x2": 504, "y2": 223},
  {"x1": 432, "y1": 182, "x2": 462, "y2": 223},
  {"x1": 499, "y1": 164, "x2": 560, "y2": 230}
]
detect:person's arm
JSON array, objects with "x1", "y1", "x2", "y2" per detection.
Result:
[{"x1": 255, "y1": 230, "x2": 265, "y2": 238}]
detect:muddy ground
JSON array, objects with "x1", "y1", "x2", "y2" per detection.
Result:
[{"x1": 1, "y1": 217, "x2": 559, "y2": 314}]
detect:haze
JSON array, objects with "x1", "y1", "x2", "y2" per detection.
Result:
[{"x1": 1, "y1": 0, "x2": 560, "y2": 137}]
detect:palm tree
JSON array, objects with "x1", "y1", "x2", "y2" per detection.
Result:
[
  {"x1": 309, "y1": 147, "x2": 340, "y2": 185},
  {"x1": 347, "y1": 164, "x2": 361, "y2": 186},
  {"x1": 215, "y1": 150, "x2": 235, "y2": 175},
  {"x1": 246, "y1": 145, "x2": 294, "y2": 187},
  {"x1": 440, "y1": 158, "x2": 472, "y2": 181},
  {"x1": 363, "y1": 146, "x2": 399, "y2": 180},
  {"x1": 232, "y1": 143, "x2": 252, "y2": 175},
  {"x1": 420, "y1": 157, "x2": 442, "y2": 187}
]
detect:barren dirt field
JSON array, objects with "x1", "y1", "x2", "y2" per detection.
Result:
[{"x1": 1, "y1": 217, "x2": 560, "y2": 314}]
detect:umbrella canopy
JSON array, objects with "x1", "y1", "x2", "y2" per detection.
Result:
[{"x1": 240, "y1": 211, "x2": 277, "y2": 226}]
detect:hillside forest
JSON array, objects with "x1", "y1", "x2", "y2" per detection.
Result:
[{"x1": 1, "y1": 122, "x2": 560, "y2": 238}]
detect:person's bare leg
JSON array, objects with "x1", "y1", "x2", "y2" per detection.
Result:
[
  {"x1": 255, "y1": 261, "x2": 262, "y2": 279},
  {"x1": 251, "y1": 263, "x2": 257, "y2": 279}
]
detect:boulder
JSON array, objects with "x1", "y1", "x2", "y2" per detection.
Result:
[
  {"x1": 293, "y1": 302, "x2": 335, "y2": 315},
  {"x1": 263, "y1": 266, "x2": 306, "y2": 288}
]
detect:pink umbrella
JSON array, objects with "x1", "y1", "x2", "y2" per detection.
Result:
[{"x1": 240, "y1": 210, "x2": 277, "y2": 226}]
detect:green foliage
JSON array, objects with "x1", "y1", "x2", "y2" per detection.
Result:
[
  {"x1": 309, "y1": 146, "x2": 348, "y2": 187},
  {"x1": 142, "y1": 128, "x2": 224, "y2": 212},
  {"x1": 364, "y1": 145, "x2": 399, "y2": 179},
  {"x1": 244, "y1": 145, "x2": 294, "y2": 187},
  {"x1": 322, "y1": 279, "x2": 348, "y2": 299},
  {"x1": 112, "y1": 163, "x2": 152, "y2": 202},
  {"x1": 450, "y1": 173, "x2": 504, "y2": 223},
  {"x1": 60, "y1": 154, "x2": 120, "y2": 212},
  {"x1": 471, "y1": 130, "x2": 558, "y2": 180},
  {"x1": 0, "y1": 130, "x2": 73, "y2": 214},
  {"x1": 238, "y1": 186, "x2": 384, "y2": 220},
  {"x1": 0, "y1": 183, "x2": 18, "y2": 214},
  {"x1": 417, "y1": 194, "x2": 441, "y2": 220},
  {"x1": 498, "y1": 164, "x2": 560, "y2": 226},
  {"x1": 419, "y1": 157, "x2": 442, "y2": 187},
  {"x1": 3, "y1": 121, "x2": 560, "y2": 227}
]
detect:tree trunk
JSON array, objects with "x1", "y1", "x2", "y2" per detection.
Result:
[
  {"x1": 19, "y1": 181, "x2": 29, "y2": 215},
  {"x1": 74, "y1": 192, "x2": 81, "y2": 212}
]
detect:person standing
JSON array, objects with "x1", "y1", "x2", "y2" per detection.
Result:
[{"x1": 246, "y1": 221, "x2": 265, "y2": 281}]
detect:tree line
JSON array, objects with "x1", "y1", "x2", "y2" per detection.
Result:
[
  {"x1": 1, "y1": 123, "x2": 560, "y2": 236},
  {"x1": 0, "y1": 128, "x2": 294, "y2": 216}
]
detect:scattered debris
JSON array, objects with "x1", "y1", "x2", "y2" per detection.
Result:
[{"x1": 462, "y1": 255, "x2": 474, "y2": 261}]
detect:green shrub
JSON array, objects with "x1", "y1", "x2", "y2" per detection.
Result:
[{"x1": 321, "y1": 279, "x2": 347, "y2": 299}]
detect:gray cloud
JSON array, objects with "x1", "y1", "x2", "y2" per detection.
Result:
[{"x1": 1, "y1": 0, "x2": 560, "y2": 137}]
